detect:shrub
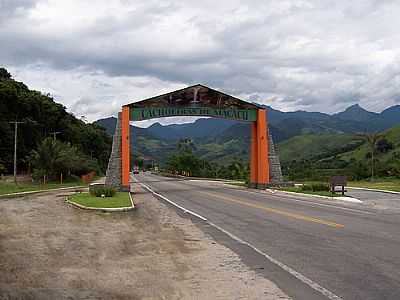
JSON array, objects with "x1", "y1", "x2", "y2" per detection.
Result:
[
  {"x1": 310, "y1": 183, "x2": 330, "y2": 192},
  {"x1": 301, "y1": 183, "x2": 330, "y2": 192},
  {"x1": 300, "y1": 184, "x2": 313, "y2": 191},
  {"x1": 90, "y1": 186, "x2": 116, "y2": 197}
]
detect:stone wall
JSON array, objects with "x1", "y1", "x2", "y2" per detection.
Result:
[
  {"x1": 268, "y1": 131, "x2": 284, "y2": 184},
  {"x1": 105, "y1": 112, "x2": 122, "y2": 188}
]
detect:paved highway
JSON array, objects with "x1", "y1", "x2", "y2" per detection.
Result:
[{"x1": 134, "y1": 172, "x2": 400, "y2": 300}]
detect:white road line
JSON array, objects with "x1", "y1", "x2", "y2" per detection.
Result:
[
  {"x1": 138, "y1": 182, "x2": 207, "y2": 221},
  {"x1": 179, "y1": 179, "x2": 373, "y2": 215},
  {"x1": 208, "y1": 221, "x2": 343, "y2": 300},
  {"x1": 263, "y1": 195, "x2": 373, "y2": 215},
  {"x1": 136, "y1": 178, "x2": 343, "y2": 300}
]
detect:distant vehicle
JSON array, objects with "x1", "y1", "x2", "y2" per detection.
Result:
[{"x1": 133, "y1": 166, "x2": 139, "y2": 174}]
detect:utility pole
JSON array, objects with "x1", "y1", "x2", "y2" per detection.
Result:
[
  {"x1": 9, "y1": 121, "x2": 25, "y2": 184},
  {"x1": 50, "y1": 131, "x2": 61, "y2": 141}
]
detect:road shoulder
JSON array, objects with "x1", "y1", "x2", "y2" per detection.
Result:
[{"x1": 0, "y1": 183, "x2": 290, "y2": 300}]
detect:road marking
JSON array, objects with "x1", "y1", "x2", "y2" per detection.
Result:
[
  {"x1": 135, "y1": 175, "x2": 345, "y2": 227},
  {"x1": 179, "y1": 177, "x2": 373, "y2": 215},
  {"x1": 200, "y1": 191, "x2": 345, "y2": 228},
  {"x1": 136, "y1": 178, "x2": 343, "y2": 300},
  {"x1": 138, "y1": 182, "x2": 207, "y2": 221},
  {"x1": 236, "y1": 189, "x2": 373, "y2": 215},
  {"x1": 208, "y1": 221, "x2": 343, "y2": 300}
]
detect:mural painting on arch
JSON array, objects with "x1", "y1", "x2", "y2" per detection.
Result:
[{"x1": 105, "y1": 84, "x2": 283, "y2": 190}]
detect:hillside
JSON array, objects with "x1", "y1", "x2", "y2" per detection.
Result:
[
  {"x1": 98, "y1": 102, "x2": 400, "y2": 147},
  {"x1": 277, "y1": 134, "x2": 363, "y2": 164},
  {"x1": 279, "y1": 126, "x2": 400, "y2": 180},
  {"x1": 339, "y1": 126, "x2": 400, "y2": 168},
  {"x1": 96, "y1": 114, "x2": 400, "y2": 177},
  {"x1": 0, "y1": 68, "x2": 111, "y2": 174}
]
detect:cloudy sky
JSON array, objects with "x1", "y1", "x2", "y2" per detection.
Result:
[{"x1": 1, "y1": 0, "x2": 400, "y2": 126}]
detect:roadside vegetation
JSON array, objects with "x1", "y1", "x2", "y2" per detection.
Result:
[
  {"x1": 348, "y1": 179, "x2": 400, "y2": 192},
  {"x1": 161, "y1": 138, "x2": 249, "y2": 183},
  {"x1": 281, "y1": 126, "x2": 400, "y2": 189},
  {"x1": 0, "y1": 179, "x2": 84, "y2": 195},
  {"x1": 277, "y1": 183, "x2": 340, "y2": 197},
  {"x1": 0, "y1": 68, "x2": 111, "y2": 184}
]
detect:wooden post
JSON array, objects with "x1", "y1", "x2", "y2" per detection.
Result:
[{"x1": 121, "y1": 106, "x2": 130, "y2": 191}]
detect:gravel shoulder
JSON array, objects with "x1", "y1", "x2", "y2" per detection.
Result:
[{"x1": 0, "y1": 187, "x2": 290, "y2": 300}]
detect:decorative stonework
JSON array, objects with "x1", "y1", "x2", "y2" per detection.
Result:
[
  {"x1": 268, "y1": 131, "x2": 284, "y2": 184},
  {"x1": 105, "y1": 112, "x2": 122, "y2": 189}
]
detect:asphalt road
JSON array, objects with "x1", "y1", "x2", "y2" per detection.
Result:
[
  {"x1": 347, "y1": 188, "x2": 400, "y2": 210},
  {"x1": 134, "y1": 172, "x2": 400, "y2": 300}
]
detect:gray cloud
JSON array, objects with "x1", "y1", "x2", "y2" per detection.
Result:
[{"x1": 1, "y1": 0, "x2": 400, "y2": 122}]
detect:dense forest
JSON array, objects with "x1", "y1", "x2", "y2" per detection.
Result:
[{"x1": 0, "y1": 68, "x2": 111, "y2": 179}]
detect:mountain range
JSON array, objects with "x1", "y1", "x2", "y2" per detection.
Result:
[{"x1": 95, "y1": 104, "x2": 400, "y2": 165}]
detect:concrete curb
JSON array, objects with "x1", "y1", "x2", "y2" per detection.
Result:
[
  {"x1": 65, "y1": 192, "x2": 135, "y2": 212},
  {"x1": 0, "y1": 185, "x2": 87, "y2": 199},
  {"x1": 267, "y1": 189, "x2": 363, "y2": 203},
  {"x1": 348, "y1": 186, "x2": 400, "y2": 195}
]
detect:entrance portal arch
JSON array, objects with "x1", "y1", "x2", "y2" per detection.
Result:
[{"x1": 106, "y1": 84, "x2": 271, "y2": 190}]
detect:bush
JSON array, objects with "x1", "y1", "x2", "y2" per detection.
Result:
[
  {"x1": 301, "y1": 183, "x2": 330, "y2": 192},
  {"x1": 300, "y1": 184, "x2": 313, "y2": 191},
  {"x1": 90, "y1": 186, "x2": 116, "y2": 197},
  {"x1": 310, "y1": 183, "x2": 330, "y2": 192}
]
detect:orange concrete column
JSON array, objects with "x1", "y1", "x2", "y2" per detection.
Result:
[
  {"x1": 256, "y1": 109, "x2": 270, "y2": 187},
  {"x1": 121, "y1": 105, "x2": 130, "y2": 190},
  {"x1": 250, "y1": 122, "x2": 258, "y2": 187}
]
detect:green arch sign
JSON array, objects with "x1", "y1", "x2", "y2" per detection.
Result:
[
  {"x1": 131, "y1": 106, "x2": 257, "y2": 121},
  {"x1": 126, "y1": 84, "x2": 261, "y2": 122}
]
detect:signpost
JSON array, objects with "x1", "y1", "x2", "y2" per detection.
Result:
[{"x1": 329, "y1": 176, "x2": 347, "y2": 196}]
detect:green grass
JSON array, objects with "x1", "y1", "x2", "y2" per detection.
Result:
[
  {"x1": 69, "y1": 192, "x2": 132, "y2": 208},
  {"x1": 339, "y1": 125, "x2": 400, "y2": 163},
  {"x1": 278, "y1": 133, "x2": 359, "y2": 164},
  {"x1": 277, "y1": 186, "x2": 341, "y2": 197},
  {"x1": 0, "y1": 180, "x2": 85, "y2": 195},
  {"x1": 293, "y1": 179, "x2": 400, "y2": 193},
  {"x1": 348, "y1": 179, "x2": 400, "y2": 192}
]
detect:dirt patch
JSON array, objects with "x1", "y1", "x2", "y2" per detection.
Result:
[{"x1": 0, "y1": 189, "x2": 290, "y2": 299}]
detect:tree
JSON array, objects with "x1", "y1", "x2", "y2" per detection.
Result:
[
  {"x1": 29, "y1": 138, "x2": 66, "y2": 181},
  {"x1": 0, "y1": 68, "x2": 11, "y2": 80},
  {"x1": 177, "y1": 138, "x2": 196, "y2": 153},
  {"x1": 376, "y1": 138, "x2": 393, "y2": 153},
  {"x1": 0, "y1": 68, "x2": 111, "y2": 175},
  {"x1": 30, "y1": 137, "x2": 98, "y2": 182},
  {"x1": 358, "y1": 132, "x2": 382, "y2": 181},
  {"x1": 166, "y1": 139, "x2": 202, "y2": 176}
]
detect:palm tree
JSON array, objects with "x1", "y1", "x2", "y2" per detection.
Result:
[
  {"x1": 29, "y1": 138, "x2": 66, "y2": 182},
  {"x1": 177, "y1": 138, "x2": 196, "y2": 153},
  {"x1": 358, "y1": 132, "x2": 382, "y2": 181}
]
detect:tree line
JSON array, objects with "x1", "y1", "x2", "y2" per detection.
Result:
[
  {"x1": 160, "y1": 138, "x2": 249, "y2": 182},
  {"x1": 0, "y1": 68, "x2": 111, "y2": 181}
]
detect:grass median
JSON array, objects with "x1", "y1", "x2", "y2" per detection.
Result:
[
  {"x1": 278, "y1": 186, "x2": 341, "y2": 197},
  {"x1": 348, "y1": 179, "x2": 400, "y2": 192},
  {"x1": 69, "y1": 192, "x2": 132, "y2": 208}
]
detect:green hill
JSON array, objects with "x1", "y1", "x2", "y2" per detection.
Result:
[
  {"x1": 338, "y1": 126, "x2": 400, "y2": 176},
  {"x1": 278, "y1": 134, "x2": 363, "y2": 164},
  {"x1": 279, "y1": 126, "x2": 400, "y2": 180},
  {"x1": 0, "y1": 68, "x2": 111, "y2": 175}
]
